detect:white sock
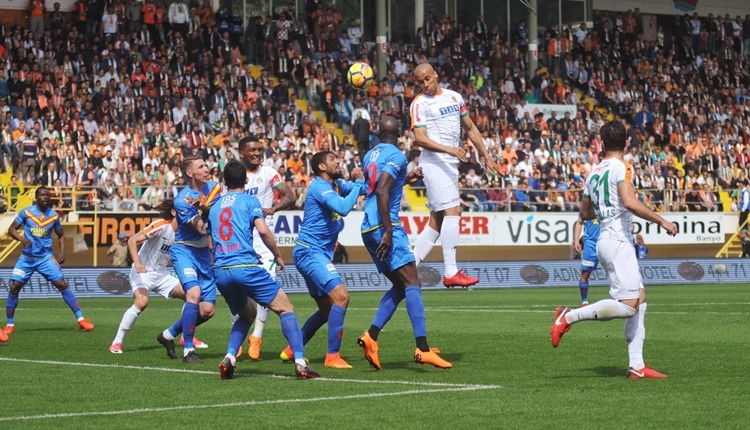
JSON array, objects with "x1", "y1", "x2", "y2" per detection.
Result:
[
  {"x1": 441, "y1": 216, "x2": 460, "y2": 277},
  {"x1": 113, "y1": 305, "x2": 141, "y2": 344},
  {"x1": 413, "y1": 226, "x2": 439, "y2": 266},
  {"x1": 162, "y1": 329, "x2": 175, "y2": 341},
  {"x1": 252, "y1": 304, "x2": 269, "y2": 338},
  {"x1": 625, "y1": 302, "x2": 647, "y2": 370},
  {"x1": 230, "y1": 313, "x2": 240, "y2": 324},
  {"x1": 183, "y1": 347, "x2": 194, "y2": 357},
  {"x1": 225, "y1": 353, "x2": 237, "y2": 366},
  {"x1": 295, "y1": 358, "x2": 307, "y2": 366},
  {"x1": 566, "y1": 299, "x2": 636, "y2": 324}
]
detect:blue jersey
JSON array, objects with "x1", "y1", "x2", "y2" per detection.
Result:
[
  {"x1": 14, "y1": 205, "x2": 62, "y2": 257},
  {"x1": 361, "y1": 143, "x2": 407, "y2": 233},
  {"x1": 583, "y1": 219, "x2": 601, "y2": 243},
  {"x1": 209, "y1": 191, "x2": 264, "y2": 267},
  {"x1": 174, "y1": 181, "x2": 222, "y2": 246},
  {"x1": 295, "y1": 177, "x2": 364, "y2": 259}
]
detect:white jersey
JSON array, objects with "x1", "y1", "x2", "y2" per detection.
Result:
[
  {"x1": 244, "y1": 165, "x2": 283, "y2": 227},
  {"x1": 410, "y1": 88, "x2": 466, "y2": 165},
  {"x1": 583, "y1": 157, "x2": 634, "y2": 244},
  {"x1": 136, "y1": 219, "x2": 175, "y2": 273}
]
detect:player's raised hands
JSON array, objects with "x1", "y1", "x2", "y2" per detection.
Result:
[
  {"x1": 351, "y1": 167, "x2": 364, "y2": 181},
  {"x1": 406, "y1": 167, "x2": 424, "y2": 185}
]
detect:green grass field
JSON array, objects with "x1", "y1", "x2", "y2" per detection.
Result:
[{"x1": 1, "y1": 284, "x2": 748, "y2": 429}]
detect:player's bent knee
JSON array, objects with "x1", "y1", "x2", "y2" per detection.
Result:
[
  {"x1": 52, "y1": 280, "x2": 68, "y2": 291},
  {"x1": 9, "y1": 282, "x2": 24, "y2": 295}
]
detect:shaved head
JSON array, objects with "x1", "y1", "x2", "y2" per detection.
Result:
[
  {"x1": 379, "y1": 115, "x2": 399, "y2": 144},
  {"x1": 413, "y1": 62, "x2": 439, "y2": 96},
  {"x1": 413, "y1": 62, "x2": 434, "y2": 76}
]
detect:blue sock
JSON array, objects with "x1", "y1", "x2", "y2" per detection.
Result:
[
  {"x1": 280, "y1": 312, "x2": 305, "y2": 361},
  {"x1": 579, "y1": 280, "x2": 589, "y2": 303},
  {"x1": 181, "y1": 302, "x2": 200, "y2": 349},
  {"x1": 60, "y1": 288, "x2": 83, "y2": 320},
  {"x1": 6, "y1": 293, "x2": 18, "y2": 325},
  {"x1": 404, "y1": 286, "x2": 426, "y2": 339},
  {"x1": 327, "y1": 305, "x2": 346, "y2": 354},
  {"x1": 371, "y1": 287, "x2": 405, "y2": 330},
  {"x1": 227, "y1": 317, "x2": 251, "y2": 358},
  {"x1": 301, "y1": 311, "x2": 327, "y2": 345},
  {"x1": 168, "y1": 318, "x2": 183, "y2": 337}
]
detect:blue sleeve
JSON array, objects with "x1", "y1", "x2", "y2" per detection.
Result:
[
  {"x1": 247, "y1": 196, "x2": 264, "y2": 224},
  {"x1": 337, "y1": 178, "x2": 365, "y2": 197},
  {"x1": 320, "y1": 182, "x2": 363, "y2": 217},
  {"x1": 53, "y1": 214, "x2": 62, "y2": 232},
  {"x1": 14, "y1": 209, "x2": 27, "y2": 226},
  {"x1": 174, "y1": 195, "x2": 198, "y2": 225},
  {"x1": 380, "y1": 151, "x2": 405, "y2": 181}
]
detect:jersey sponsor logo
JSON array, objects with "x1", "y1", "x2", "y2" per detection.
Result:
[
  {"x1": 386, "y1": 161, "x2": 401, "y2": 171},
  {"x1": 29, "y1": 227, "x2": 51, "y2": 237},
  {"x1": 12, "y1": 268, "x2": 25, "y2": 277},
  {"x1": 183, "y1": 268, "x2": 197, "y2": 278},
  {"x1": 326, "y1": 263, "x2": 336, "y2": 272},
  {"x1": 221, "y1": 194, "x2": 237, "y2": 208},
  {"x1": 159, "y1": 243, "x2": 171, "y2": 253},
  {"x1": 246, "y1": 187, "x2": 259, "y2": 196},
  {"x1": 438, "y1": 104, "x2": 460, "y2": 116}
]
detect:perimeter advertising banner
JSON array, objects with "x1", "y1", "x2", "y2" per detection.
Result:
[
  {"x1": 77, "y1": 212, "x2": 725, "y2": 247},
  {"x1": 0, "y1": 259, "x2": 742, "y2": 298}
]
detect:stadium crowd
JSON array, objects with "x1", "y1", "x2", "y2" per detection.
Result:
[{"x1": 1, "y1": 1, "x2": 750, "y2": 219}]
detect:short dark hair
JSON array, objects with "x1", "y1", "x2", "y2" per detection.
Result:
[
  {"x1": 311, "y1": 151, "x2": 332, "y2": 176},
  {"x1": 156, "y1": 198, "x2": 175, "y2": 220},
  {"x1": 35, "y1": 186, "x2": 49, "y2": 197},
  {"x1": 600, "y1": 120, "x2": 627, "y2": 152},
  {"x1": 238, "y1": 134, "x2": 260, "y2": 152},
  {"x1": 181, "y1": 154, "x2": 203, "y2": 174},
  {"x1": 223, "y1": 160, "x2": 246, "y2": 189}
]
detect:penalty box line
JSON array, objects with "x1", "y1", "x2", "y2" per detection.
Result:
[
  {"x1": 0, "y1": 385, "x2": 497, "y2": 422},
  {"x1": 0, "y1": 357, "x2": 500, "y2": 390}
]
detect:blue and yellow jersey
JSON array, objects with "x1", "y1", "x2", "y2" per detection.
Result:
[
  {"x1": 174, "y1": 180, "x2": 222, "y2": 246},
  {"x1": 583, "y1": 219, "x2": 601, "y2": 243},
  {"x1": 15, "y1": 205, "x2": 62, "y2": 257},
  {"x1": 209, "y1": 192, "x2": 264, "y2": 267},
  {"x1": 295, "y1": 176, "x2": 363, "y2": 259},
  {"x1": 361, "y1": 143, "x2": 407, "y2": 233}
]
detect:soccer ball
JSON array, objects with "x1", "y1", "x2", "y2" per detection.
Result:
[{"x1": 347, "y1": 62, "x2": 374, "y2": 91}]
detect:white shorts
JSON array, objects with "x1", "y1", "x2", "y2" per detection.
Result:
[
  {"x1": 129, "y1": 269, "x2": 180, "y2": 299},
  {"x1": 421, "y1": 162, "x2": 460, "y2": 212},
  {"x1": 254, "y1": 230, "x2": 277, "y2": 281},
  {"x1": 596, "y1": 238, "x2": 643, "y2": 301}
]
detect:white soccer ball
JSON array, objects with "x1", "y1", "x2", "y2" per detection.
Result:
[{"x1": 713, "y1": 264, "x2": 727, "y2": 274}]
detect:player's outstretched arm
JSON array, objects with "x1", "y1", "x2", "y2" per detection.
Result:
[
  {"x1": 461, "y1": 115, "x2": 499, "y2": 175},
  {"x1": 618, "y1": 181, "x2": 678, "y2": 236},
  {"x1": 8, "y1": 220, "x2": 32, "y2": 248},
  {"x1": 322, "y1": 181, "x2": 364, "y2": 217},
  {"x1": 413, "y1": 126, "x2": 467, "y2": 162},
  {"x1": 254, "y1": 217, "x2": 285, "y2": 272},
  {"x1": 127, "y1": 230, "x2": 149, "y2": 273}
]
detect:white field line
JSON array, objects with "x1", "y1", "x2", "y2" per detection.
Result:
[
  {"x1": 0, "y1": 386, "x2": 497, "y2": 422},
  {"x1": 0, "y1": 357, "x2": 498, "y2": 389}
]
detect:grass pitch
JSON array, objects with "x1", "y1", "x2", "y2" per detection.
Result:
[{"x1": 1, "y1": 284, "x2": 748, "y2": 429}]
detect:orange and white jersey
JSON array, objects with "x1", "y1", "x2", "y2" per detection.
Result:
[
  {"x1": 138, "y1": 219, "x2": 176, "y2": 273},
  {"x1": 410, "y1": 88, "x2": 467, "y2": 165},
  {"x1": 583, "y1": 157, "x2": 634, "y2": 244},
  {"x1": 244, "y1": 165, "x2": 283, "y2": 228}
]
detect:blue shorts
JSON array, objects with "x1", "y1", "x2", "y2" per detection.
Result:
[
  {"x1": 293, "y1": 247, "x2": 343, "y2": 300},
  {"x1": 213, "y1": 265, "x2": 281, "y2": 313},
  {"x1": 170, "y1": 244, "x2": 216, "y2": 303},
  {"x1": 581, "y1": 239, "x2": 599, "y2": 272},
  {"x1": 11, "y1": 254, "x2": 64, "y2": 285},
  {"x1": 362, "y1": 225, "x2": 415, "y2": 273}
]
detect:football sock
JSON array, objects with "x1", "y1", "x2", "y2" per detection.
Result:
[
  {"x1": 60, "y1": 287, "x2": 84, "y2": 320},
  {"x1": 114, "y1": 305, "x2": 141, "y2": 343},
  {"x1": 6, "y1": 293, "x2": 18, "y2": 326},
  {"x1": 441, "y1": 216, "x2": 460, "y2": 277},
  {"x1": 252, "y1": 304, "x2": 269, "y2": 338},
  {"x1": 301, "y1": 311, "x2": 327, "y2": 345},
  {"x1": 625, "y1": 302, "x2": 647, "y2": 370},
  {"x1": 369, "y1": 287, "x2": 406, "y2": 340},
  {"x1": 279, "y1": 312, "x2": 305, "y2": 362},
  {"x1": 404, "y1": 286, "x2": 428, "y2": 347},
  {"x1": 413, "y1": 226, "x2": 439, "y2": 266},
  {"x1": 566, "y1": 299, "x2": 636, "y2": 324},
  {"x1": 164, "y1": 319, "x2": 181, "y2": 340},
  {"x1": 579, "y1": 280, "x2": 589, "y2": 303},
  {"x1": 227, "y1": 316, "x2": 251, "y2": 360},
  {"x1": 224, "y1": 353, "x2": 237, "y2": 367},
  {"x1": 181, "y1": 302, "x2": 200, "y2": 351},
  {"x1": 327, "y1": 305, "x2": 346, "y2": 354}
]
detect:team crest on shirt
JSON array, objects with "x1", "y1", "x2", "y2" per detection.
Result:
[
  {"x1": 451, "y1": 96, "x2": 457, "y2": 102},
  {"x1": 256, "y1": 177, "x2": 263, "y2": 183}
]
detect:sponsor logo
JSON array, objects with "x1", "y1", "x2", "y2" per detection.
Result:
[
  {"x1": 326, "y1": 264, "x2": 336, "y2": 272},
  {"x1": 673, "y1": 0, "x2": 698, "y2": 12},
  {"x1": 438, "y1": 104, "x2": 460, "y2": 116},
  {"x1": 520, "y1": 265, "x2": 550, "y2": 284},
  {"x1": 183, "y1": 268, "x2": 197, "y2": 278},
  {"x1": 97, "y1": 271, "x2": 131, "y2": 295},
  {"x1": 12, "y1": 269, "x2": 25, "y2": 277},
  {"x1": 677, "y1": 262, "x2": 704, "y2": 281}
]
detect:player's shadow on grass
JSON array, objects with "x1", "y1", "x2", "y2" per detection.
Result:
[
  {"x1": 589, "y1": 366, "x2": 624, "y2": 377},
  {"x1": 23, "y1": 327, "x2": 73, "y2": 332}
]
